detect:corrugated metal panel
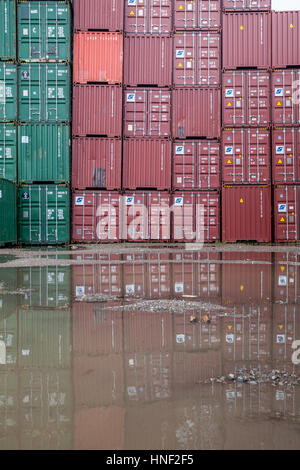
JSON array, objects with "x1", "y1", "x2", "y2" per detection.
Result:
[
  {"x1": 174, "y1": 0, "x2": 221, "y2": 30},
  {"x1": 72, "y1": 85, "x2": 122, "y2": 137},
  {"x1": 0, "y1": 179, "x2": 17, "y2": 246},
  {"x1": 273, "y1": 305, "x2": 300, "y2": 361},
  {"x1": 0, "y1": 0, "x2": 16, "y2": 60},
  {"x1": 274, "y1": 253, "x2": 300, "y2": 304},
  {"x1": 273, "y1": 128, "x2": 300, "y2": 184},
  {"x1": 222, "y1": 13, "x2": 271, "y2": 69},
  {"x1": 18, "y1": 63, "x2": 71, "y2": 122},
  {"x1": 18, "y1": 1, "x2": 71, "y2": 62},
  {"x1": 124, "y1": 88, "x2": 171, "y2": 137},
  {"x1": 125, "y1": 0, "x2": 172, "y2": 34},
  {"x1": 124, "y1": 35, "x2": 172, "y2": 86},
  {"x1": 18, "y1": 185, "x2": 70, "y2": 245},
  {"x1": 72, "y1": 138, "x2": 122, "y2": 190},
  {"x1": 223, "y1": 71, "x2": 270, "y2": 126},
  {"x1": 174, "y1": 32, "x2": 220, "y2": 86},
  {"x1": 73, "y1": 32, "x2": 123, "y2": 84},
  {"x1": 73, "y1": 0, "x2": 124, "y2": 32},
  {"x1": 222, "y1": 128, "x2": 271, "y2": 184},
  {"x1": 272, "y1": 11, "x2": 300, "y2": 68},
  {"x1": 123, "y1": 139, "x2": 172, "y2": 190},
  {"x1": 172, "y1": 88, "x2": 221, "y2": 138},
  {"x1": 0, "y1": 124, "x2": 16, "y2": 182},
  {"x1": 271, "y1": 70, "x2": 300, "y2": 126},
  {"x1": 274, "y1": 185, "x2": 300, "y2": 242},
  {"x1": 18, "y1": 124, "x2": 70, "y2": 184},
  {"x1": 223, "y1": 0, "x2": 271, "y2": 10},
  {"x1": 0, "y1": 63, "x2": 17, "y2": 122},
  {"x1": 222, "y1": 185, "x2": 272, "y2": 242},
  {"x1": 173, "y1": 140, "x2": 220, "y2": 190}
]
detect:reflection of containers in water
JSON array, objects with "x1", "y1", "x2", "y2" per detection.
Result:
[
  {"x1": 274, "y1": 185, "x2": 300, "y2": 242},
  {"x1": 273, "y1": 304, "x2": 300, "y2": 362},
  {"x1": 222, "y1": 0, "x2": 271, "y2": 11},
  {"x1": 0, "y1": 0, "x2": 16, "y2": 60},
  {"x1": 123, "y1": 253, "x2": 147, "y2": 298},
  {"x1": 0, "y1": 63, "x2": 17, "y2": 122},
  {"x1": 272, "y1": 128, "x2": 300, "y2": 184},
  {"x1": 174, "y1": 311, "x2": 221, "y2": 351},
  {"x1": 272, "y1": 11, "x2": 300, "y2": 69},
  {"x1": 274, "y1": 253, "x2": 300, "y2": 304},
  {"x1": 271, "y1": 70, "x2": 300, "y2": 126},
  {"x1": 174, "y1": 0, "x2": 221, "y2": 31},
  {"x1": 125, "y1": 0, "x2": 172, "y2": 34},
  {"x1": 173, "y1": 350, "x2": 222, "y2": 385},
  {"x1": 0, "y1": 124, "x2": 17, "y2": 182},
  {"x1": 0, "y1": 179, "x2": 17, "y2": 247},
  {"x1": 73, "y1": 0, "x2": 124, "y2": 32},
  {"x1": 0, "y1": 311, "x2": 17, "y2": 367},
  {"x1": 147, "y1": 253, "x2": 171, "y2": 299}
]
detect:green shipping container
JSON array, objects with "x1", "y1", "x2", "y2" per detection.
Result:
[
  {"x1": 0, "y1": 0, "x2": 16, "y2": 60},
  {"x1": 18, "y1": 184, "x2": 70, "y2": 245},
  {"x1": 18, "y1": 1, "x2": 71, "y2": 62},
  {"x1": 0, "y1": 63, "x2": 17, "y2": 122},
  {"x1": 18, "y1": 124, "x2": 70, "y2": 183},
  {"x1": 18, "y1": 63, "x2": 71, "y2": 123},
  {"x1": 0, "y1": 178, "x2": 17, "y2": 247},
  {"x1": 0, "y1": 124, "x2": 17, "y2": 182}
]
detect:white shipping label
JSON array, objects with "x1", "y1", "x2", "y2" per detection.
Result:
[
  {"x1": 75, "y1": 196, "x2": 84, "y2": 206},
  {"x1": 176, "y1": 50, "x2": 184, "y2": 58},
  {"x1": 225, "y1": 89, "x2": 234, "y2": 98},
  {"x1": 176, "y1": 145, "x2": 184, "y2": 154},
  {"x1": 23, "y1": 90, "x2": 29, "y2": 97},
  {"x1": 23, "y1": 28, "x2": 29, "y2": 36},
  {"x1": 278, "y1": 203, "x2": 287, "y2": 212},
  {"x1": 76, "y1": 286, "x2": 85, "y2": 296},
  {"x1": 127, "y1": 93, "x2": 135, "y2": 102},
  {"x1": 275, "y1": 88, "x2": 283, "y2": 96},
  {"x1": 22, "y1": 136, "x2": 29, "y2": 144},
  {"x1": 176, "y1": 334, "x2": 185, "y2": 344},
  {"x1": 276, "y1": 145, "x2": 284, "y2": 154}
]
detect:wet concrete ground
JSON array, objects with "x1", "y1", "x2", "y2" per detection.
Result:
[{"x1": 0, "y1": 244, "x2": 300, "y2": 450}]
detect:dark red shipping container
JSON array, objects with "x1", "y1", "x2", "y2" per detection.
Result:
[
  {"x1": 223, "y1": 0, "x2": 271, "y2": 11},
  {"x1": 73, "y1": 0, "x2": 124, "y2": 32},
  {"x1": 273, "y1": 128, "x2": 300, "y2": 184},
  {"x1": 173, "y1": 32, "x2": 220, "y2": 87},
  {"x1": 174, "y1": 0, "x2": 221, "y2": 31},
  {"x1": 123, "y1": 138, "x2": 172, "y2": 190},
  {"x1": 222, "y1": 185, "x2": 272, "y2": 242},
  {"x1": 72, "y1": 85, "x2": 122, "y2": 137},
  {"x1": 124, "y1": 35, "x2": 172, "y2": 86},
  {"x1": 172, "y1": 88, "x2": 221, "y2": 138},
  {"x1": 72, "y1": 138, "x2": 122, "y2": 190},
  {"x1": 273, "y1": 304, "x2": 300, "y2": 362},
  {"x1": 222, "y1": 13, "x2": 271, "y2": 69},
  {"x1": 173, "y1": 140, "x2": 220, "y2": 190},
  {"x1": 124, "y1": 88, "x2": 171, "y2": 137},
  {"x1": 125, "y1": 0, "x2": 172, "y2": 34},
  {"x1": 223, "y1": 70, "x2": 270, "y2": 126},
  {"x1": 272, "y1": 11, "x2": 300, "y2": 69},
  {"x1": 274, "y1": 253, "x2": 300, "y2": 304},
  {"x1": 274, "y1": 185, "x2": 300, "y2": 242},
  {"x1": 271, "y1": 70, "x2": 300, "y2": 126},
  {"x1": 222, "y1": 128, "x2": 271, "y2": 184}
]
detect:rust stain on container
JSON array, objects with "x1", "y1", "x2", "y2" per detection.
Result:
[
  {"x1": 125, "y1": 0, "x2": 172, "y2": 34},
  {"x1": 272, "y1": 70, "x2": 300, "y2": 126},
  {"x1": 274, "y1": 185, "x2": 300, "y2": 242},
  {"x1": 222, "y1": 12, "x2": 271, "y2": 69},
  {"x1": 223, "y1": 0, "x2": 271, "y2": 11},
  {"x1": 73, "y1": 32, "x2": 123, "y2": 84},
  {"x1": 273, "y1": 128, "x2": 300, "y2": 184},
  {"x1": 72, "y1": 138, "x2": 122, "y2": 190},
  {"x1": 73, "y1": 0, "x2": 124, "y2": 32},
  {"x1": 174, "y1": 0, "x2": 221, "y2": 31},
  {"x1": 272, "y1": 11, "x2": 300, "y2": 69},
  {"x1": 222, "y1": 185, "x2": 272, "y2": 242},
  {"x1": 72, "y1": 85, "x2": 122, "y2": 137}
]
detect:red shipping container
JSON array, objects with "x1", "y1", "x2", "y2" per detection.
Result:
[
  {"x1": 173, "y1": 140, "x2": 220, "y2": 190},
  {"x1": 223, "y1": 71, "x2": 270, "y2": 126},
  {"x1": 272, "y1": 12, "x2": 300, "y2": 69},
  {"x1": 271, "y1": 70, "x2": 300, "y2": 126},
  {"x1": 72, "y1": 138, "x2": 122, "y2": 190},
  {"x1": 147, "y1": 253, "x2": 171, "y2": 298},
  {"x1": 222, "y1": 128, "x2": 271, "y2": 184},
  {"x1": 123, "y1": 139, "x2": 172, "y2": 190},
  {"x1": 173, "y1": 32, "x2": 220, "y2": 87},
  {"x1": 223, "y1": 0, "x2": 271, "y2": 10},
  {"x1": 73, "y1": 0, "x2": 124, "y2": 32},
  {"x1": 124, "y1": 35, "x2": 172, "y2": 86},
  {"x1": 72, "y1": 85, "x2": 122, "y2": 137},
  {"x1": 174, "y1": 310, "x2": 221, "y2": 351},
  {"x1": 73, "y1": 33, "x2": 123, "y2": 84},
  {"x1": 124, "y1": 88, "x2": 171, "y2": 137},
  {"x1": 174, "y1": 0, "x2": 221, "y2": 31},
  {"x1": 273, "y1": 304, "x2": 300, "y2": 362},
  {"x1": 274, "y1": 185, "x2": 300, "y2": 242},
  {"x1": 72, "y1": 191, "x2": 121, "y2": 242},
  {"x1": 172, "y1": 192, "x2": 220, "y2": 242},
  {"x1": 273, "y1": 128, "x2": 300, "y2": 184},
  {"x1": 222, "y1": 13, "x2": 271, "y2": 69},
  {"x1": 125, "y1": 0, "x2": 172, "y2": 34},
  {"x1": 274, "y1": 253, "x2": 300, "y2": 304},
  {"x1": 172, "y1": 88, "x2": 221, "y2": 138},
  {"x1": 222, "y1": 185, "x2": 272, "y2": 242}
]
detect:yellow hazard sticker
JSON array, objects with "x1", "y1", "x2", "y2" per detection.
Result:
[
  {"x1": 240, "y1": 198, "x2": 244, "y2": 203},
  {"x1": 240, "y1": 26, "x2": 244, "y2": 30},
  {"x1": 179, "y1": 4, "x2": 183, "y2": 9},
  {"x1": 227, "y1": 325, "x2": 232, "y2": 330},
  {"x1": 290, "y1": 24, "x2": 294, "y2": 28},
  {"x1": 280, "y1": 217, "x2": 285, "y2": 222},
  {"x1": 240, "y1": 285, "x2": 244, "y2": 292},
  {"x1": 278, "y1": 159, "x2": 283, "y2": 164},
  {"x1": 280, "y1": 266, "x2": 285, "y2": 272},
  {"x1": 277, "y1": 101, "x2": 282, "y2": 106},
  {"x1": 130, "y1": 10, "x2": 135, "y2": 15},
  {"x1": 227, "y1": 159, "x2": 232, "y2": 164},
  {"x1": 227, "y1": 102, "x2": 232, "y2": 107},
  {"x1": 178, "y1": 63, "x2": 183, "y2": 67}
]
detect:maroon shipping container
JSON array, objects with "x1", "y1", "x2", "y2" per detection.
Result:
[
  {"x1": 274, "y1": 253, "x2": 300, "y2": 304},
  {"x1": 222, "y1": 185, "x2": 272, "y2": 242},
  {"x1": 124, "y1": 88, "x2": 171, "y2": 137},
  {"x1": 173, "y1": 140, "x2": 220, "y2": 190},
  {"x1": 173, "y1": 32, "x2": 220, "y2": 87},
  {"x1": 223, "y1": 71, "x2": 270, "y2": 126},
  {"x1": 172, "y1": 88, "x2": 221, "y2": 138},
  {"x1": 273, "y1": 304, "x2": 300, "y2": 362},
  {"x1": 72, "y1": 191, "x2": 121, "y2": 242},
  {"x1": 174, "y1": 0, "x2": 221, "y2": 31},
  {"x1": 72, "y1": 85, "x2": 122, "y2": 137},
  {"x1": 73, "y1": 0, "x2": 124, "y2": 32},
  {"x1": 172, "y1": 192, "x2": 220, "y2": 242},
  {"x1": 272, "y1": 70, "x2": 300, "y2": 126},
  {"x1": 72, "y1": 138, "x2": 122, "y2": 190},
  {"x1": 123, "y1": 138, "x2": 172, "y2": 190},
  {"x1": 174, "y1": 310, "x2": 221, "y2": 351},
  {"x1": 274, "y1": 185, "x2": 300, "y2": 242},
  {"x1": 273, "y1": 128, "x2": 300, "y2": 184},
  {"x1": 272, "y1": 12, "x2": 300, "y2": 69},
  {"x1": 222, "y1": 128, "x2": 271, "y2": 184},
  {"x1": 222, "y1": 13, "x2": 271, "y2": 69},
  {"x1": 223, "y1": 0, "x2": 271, "y2": 10},
  {"x1": 125, "y1": 0, "x2": 172, "y2": 34},
  {"x1": 124, "y1": 35, "x2": 172, "y2": 86}
]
